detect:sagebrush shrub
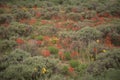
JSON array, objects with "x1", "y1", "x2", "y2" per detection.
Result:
[{"x1": 87, "y1": 49, "x2": 120, "y2": 76}]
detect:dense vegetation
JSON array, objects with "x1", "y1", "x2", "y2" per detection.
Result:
[{"x1": 0, "y1": 0, "x2": 120, "y2": 80}]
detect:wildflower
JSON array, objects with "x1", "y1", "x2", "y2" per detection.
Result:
[
  {"x1": 50, "y1": 37, "x2": 59, "y2": 44},
  {"x1": 70, "y1": 51, "x2": 78, "y2": 58},
  {"x1": 36, "y1": 12, "x2": 41, "y2": 18},
  {"x1": 44, "y1": 36, "x2": 50, "y2": 41},
  {"x1": 16, "y1": 38, "x2": 24, "y2": 44},
  {"x1": 58, "y1": 51, "x2": 65, "y2": 60},
  {"x1": 93, "y1": 47, "x2": 97, "y2": 53},
  {"x1": 96, "y1": 40, "x2": 100, "y2": 43},
  {"x1": 53, "y1": 37, "x2": 59, "y2": 41},
  {"x1": 103, "y1": 49, "x2": 106, "y2": 53},
  {"x1": 41, "y1": 67, "x2": 47, "y2": 74},
  {"x1": 41, "y1": 20, "x2": 47, "y2": 24},
  {"x1": 68, "y1": 66, "x2": 74, "y2": 73},
  {"x1": 34, "y1": 68, "x2": 37, "y2": 72},
  {"x1": 91, "y1": 58, "x2": 94, "y2": 61},
  {"x1": 29, "y1": 18, "x2": 36, "y2": 25},
  {"x1": 57, "y1": 44, "x2": 62, "y2": 49},
  {"x1": 36, "y1": 40, "x2": 42, "y2": 45},
  {"x1": 42, "y1": 50, "x2": 50, "y2": 57},
  {"x1": 22, "y1": 7, "x2": 27, "y2": 11}
]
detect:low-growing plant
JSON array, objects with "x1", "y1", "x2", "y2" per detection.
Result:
[
  {"x1": 0, "y1": 39, "x2": 17, "y2": 53},
  {"x1": 9, "y1": 22, "x2": 33, "y2": 37},
  {"x1": 48, "y1": 46, "x2": 58, "y2": 54},
  {"x1": 64, "y1": 52, "x2": 71, "y2": 60},
  {"x1": 61, "y1": 66, "x2": 69, "y2": 75},
  {"x1": 36, "y1": 35, "x2": 43, "y2": 41},
  {"x1": 0, "y1": 14, "x2": 13, "y2": 25},
  {"x1": 87, "y1": 49, "x2": 120, "y2": 76},
  {"x1": 0, "y1": 49, "x2": 61, "y2": 80},
  {"x1": 69, "y1": 60, "x2": 79, "y2": 68},
  {"x1": 76, "y1": 27, "x2": 102, "y2": 45},
  {"x1": 13, "y1": 9, "x2": 31, "y2": 21},
  {"x1": 38, "y1": 25, "x2": 58, "y2": 36}
]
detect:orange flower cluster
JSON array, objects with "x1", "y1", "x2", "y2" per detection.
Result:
[
  {"x1": 70, "y1": 51, "x2": 78, "y2": 58},
  {"x1": 68, "y1": 66, "x2": 74, "y2": 73},
  {"x1": 16, "y1": 38, "x2": 24, "y2": 44},
  {"x1": 58, "y1": 51, "x2": 65, "y2": 60},
  {"x1": 42, "y1": 50, "x2": 51, "y2": 57},
  {"x1": 36, "y1": 40, "x2": 42, "y2": 45}
]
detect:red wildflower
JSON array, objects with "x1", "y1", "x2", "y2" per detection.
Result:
[
  {"x1": 58, "y1": 51, "x2": 63, "y2": 56},
  {"x1": 80, "y1": 16, "x2": 84, "y2": 21},
  {"x1": 29, "y1": 18, "x2": 36, "y2": 25},
  {"x1": 58, "y1": 51, "x2": 65, "y2": 60},
  {"x1": 68, "y1": 66, "x2": 74, "y2": 73},
  {"x1": 41, "y1": 20, "x2": 47, "y2": 24},
  {"x1": 105, "y1": 35, "x2": 112, "y2": 47},
  {"x1": 36, "y1": 40, "x2": 42, "y2": 45},
  {"x1": 16, "y1": 38, "x2": 24, "y2": 44},
  {"x1": 93, "y1": 47, "x2": 97, "y2": 53},
  {"x1": 42, "y1": 50, "x2": 50, "y2": 57},
  {"x1": 33, "y1": 4, "x2": 37, "y2": 10},
  {"x1": 98, "y1": 17, "x2": 104, "y2": 22},
  {"x1": 44, "y1": 36, "x2": 50, "y2": 41},
  {"x1": 57, "y1": 44, "x2": 62, "y2": 49},
  {"x1": 36, "y1": 12, "x2": 41, "y2": 18},
  {"x1": 91, "y1": 17, "x2": 97, "y2": 21},
  {"x1": 103, "y1": 12, "x2": 110, "y2": 17},
  {"x1": 70, "y1": 51, "x2": 78, "y2": 58}
]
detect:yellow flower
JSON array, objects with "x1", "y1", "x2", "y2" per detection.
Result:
[
  {"x1": 96, "y1": 40, "x2": 100, "y2": 43},
  {"x1": 52, "y1": 37, "x2": 59, "y2": 41},
  {"x1": 41, "y1": 67, "x2": 47, "y2": 74},
  {"x1": 22, "y1": 7, "x2": 28, "y2": 11},
  {"x1": 59, "y1": 10, "x2": 65, "y2": 13},
  {"x1": 103, "y1": 50, "x2": 106, "y2": 53},
  {"x1": 34, "y1": 68, "x2": 37, "y2": 72},
  {"x1": 91, "y1": 58, "x2": 94, "y2": 61}
]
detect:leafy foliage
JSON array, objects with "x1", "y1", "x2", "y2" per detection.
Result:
[
  {"x1": 9, "y1": 22, "x2": 33, "y2": 37},
  {"x1": 48, "y1": 46, "x2": 59, "y2": 54},
  {"x1": 76, "y1": 27, "x2": 102, "y2": 45},
  {"x1": 87, "y1": 49, "x2": 120, "y2": 76}
]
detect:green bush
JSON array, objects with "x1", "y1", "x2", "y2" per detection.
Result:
[
  {"x1": 0, "y1": 49, "x2": 60, "y2": 80},
  {"x1": 9, "y1": 22, "x2": 33, "y2": 37},
  {"x1": 0, "y1": 49, "x2": 30, "y2": 72},
  {"x1": 0, "y1": 26, "x2": 12, "y2": 39},
  {"x1": 87, "y1": 49, "x2": 120, "y2": 76},
  {"x1": 80, "y1": 10, "x2": 96, "y2": 19},
  {"x1": 87, "y1": 41, "x2": 107, "y2": 56},
  {"x1": 75, "y1": 64, "x2": 87, "y2": 75},
  {"x1": 102, "y1": 68, "x2": 120, "y2": 80},
  {"x1": 76, "y1": 27, "x2": 102, "y2": 45},
  {"x1": 64, "y1": 52, "x2": 71, "y2": 60},
  {"x1": 97, "y1": 21, "x2": 120, "y2": 46},
  {"x1": 38, "y1": 25, "x2": 58, "y2": 36},
  {"x1": 0, "y1": 22, "x2": 33, "y2": 39},
  {"x1": 48, "y1": 46, "x2": 58, "y2": 54},
  {"x1": 36, "y1": 35, "x2": 43, "y2": 41},
  {"x1": 69, "y1": 60, "x2": 79, "y2": 68},
  {"x1": 0, "y1": 40, "x2": 17, "y2": 53},
  {"x1": 97, "y1": 25, "x2": 112, "y2": 37},
  {"x1": 13, "y1": 9, "x2": 31, "y2": 21},
  {"x1": 0, "y1": 8, "x2": 5, "y2": 14},
  {"x1": 66, "y1": 12, "x2": 81, "y2": 21},
  {"x1": 0, "y1": 14, "x2": 13, "y2": 25},
  {"x1": 61, "y1": 66, "x2": 68, "y2": 75},
  {"x1": 41, "y1": 11, "x2": 58, "y2": 20},
  {"x1": 110, "y1": 22, "x2": 120, "y2": 46}
]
